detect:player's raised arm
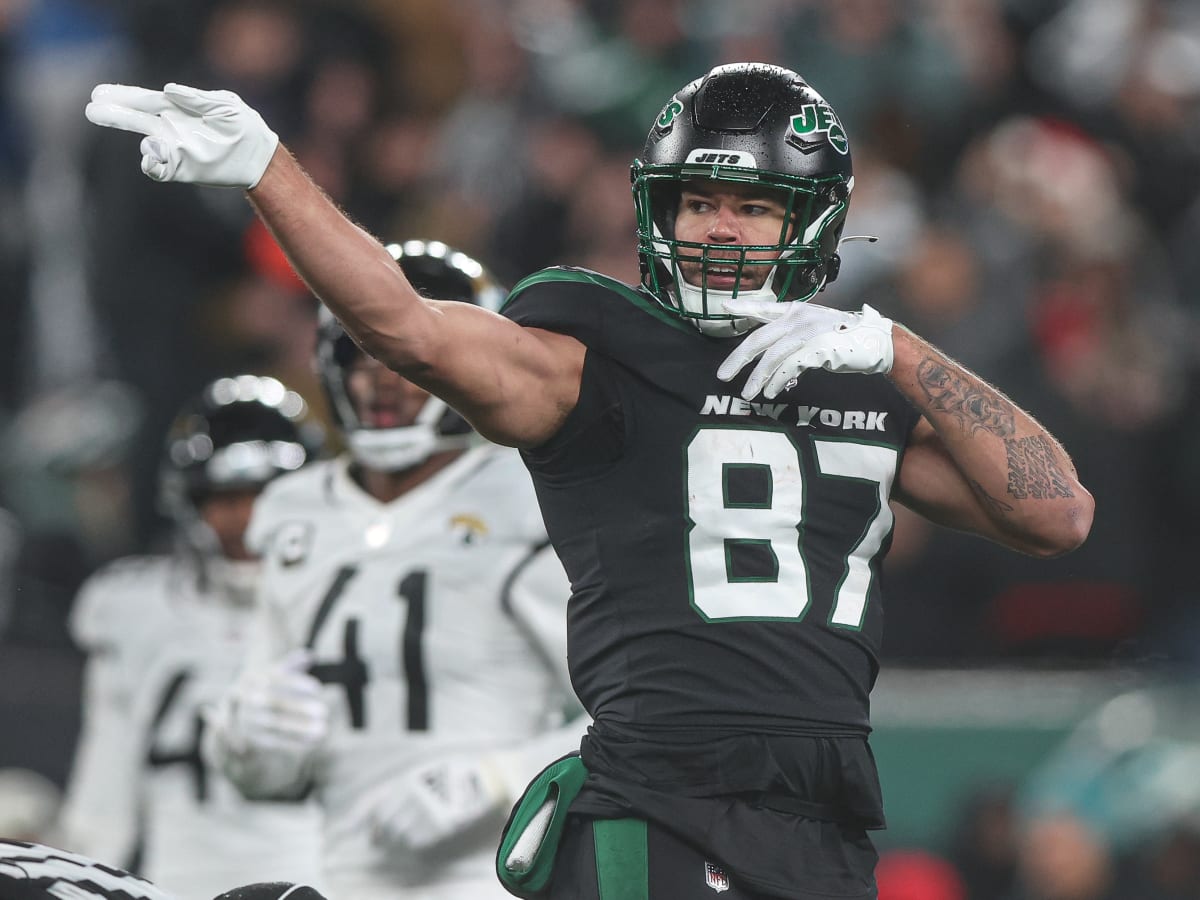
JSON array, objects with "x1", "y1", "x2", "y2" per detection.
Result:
[{"x1": 84, "y1": 83, "x2": 583, "y2": 447}]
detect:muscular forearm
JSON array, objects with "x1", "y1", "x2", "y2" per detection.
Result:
[
  {"x1": 246, "y1": 147, "x2": 439, "y2": 369},
  {"x1": 888, "y1": 326, "x2": 1094, "y2": 556},
  {"x1": 246, "y1": 147, "x2": 582, "y2": 447}
]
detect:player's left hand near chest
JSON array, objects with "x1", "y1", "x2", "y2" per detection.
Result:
[{"x1": 717, "y1": 298, "x2": 895, "y2": 400}]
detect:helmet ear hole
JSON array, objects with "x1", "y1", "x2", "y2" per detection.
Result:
[{"x1": 826, "y1": 253, "x2": 841, "y2": 285}]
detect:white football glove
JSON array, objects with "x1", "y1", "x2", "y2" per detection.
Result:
[
  {"x1": 369, "y1": 756, "x2": 511, "y2": 854},
  {"x1": 717, "y1": 297, "x2": 895, "y2": 400},
  {"x1": 205, "y1": 649, "x2": 331, "y2": 800},
  {"x1": 221, "y1": 649, "x2": 331, "y2": 754},
  {"x1": 84, "y1": 82, "x2": 278, "y2": 188}
]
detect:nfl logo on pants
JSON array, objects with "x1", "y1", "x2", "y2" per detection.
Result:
[{"x1": 705, "y1": 861, "x2": 730, "y2": 893}]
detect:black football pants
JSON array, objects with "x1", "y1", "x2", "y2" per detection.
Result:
[{"x1": 542, "y1": 815, "x2": 877, "y2": 900}]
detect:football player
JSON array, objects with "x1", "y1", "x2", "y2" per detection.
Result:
[
  {"x1": 202, "y1": 241, "x2": 584, "y2": 900},
  {"x1": 56, "y1": 376, "x2": 326, "y2": 900},
  {"x1": 87, "y1": 64, "x2": 1094, "y2": 899}
]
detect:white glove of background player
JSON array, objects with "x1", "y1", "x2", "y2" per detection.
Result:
[
  {"x1": 84, "y1": 82, "x2": 278, "y2": 188},
  {"x1": 205, "y1": 650, "x2": 330, "y2": 800},
  {"x1": 369, "y1": 755, "x2": 511, "y2": 854},
  {"x1": 717, "y1": 298, "x2": 895, "y2": 400},
  {"x1": 219, "y1": 649, "x2": 330, "y2": 755}
]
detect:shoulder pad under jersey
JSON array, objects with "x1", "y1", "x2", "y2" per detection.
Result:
[
  {"x1": 503, "y1": 266, "x2": 692, "y2": 339},
  {"x1": 245, "y1": 460, "x2": 336, "y2": 557}
]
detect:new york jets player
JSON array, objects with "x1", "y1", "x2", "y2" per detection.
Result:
[
  {"x1": 203, "y1": 241, "x2": 583, "y2": 900},
  {"x1": 87, "y1": 63, "x2": 1094, "y2": 899},
  {"x1": 57, "y1": 377, "x2": 326, "y2": 900}
]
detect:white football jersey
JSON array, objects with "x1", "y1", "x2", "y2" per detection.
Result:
[
  {"x1": 58, "y1": 553, "x2": 325, "y2": 900},
  {"x1": 241, "y1": 446, "x2": 581, "y2": 899}
]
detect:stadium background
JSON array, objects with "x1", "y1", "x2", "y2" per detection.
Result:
[{"x1": 0, "y1": 0, "x2": 1199, "y2": 896}]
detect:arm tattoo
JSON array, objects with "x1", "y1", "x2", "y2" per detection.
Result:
[
  {"x1": 971, "y1": 479, "x2": 1015, "y2": 515},
  {"x1": 1005, "y1": 435, "x2": 1076, "y2": 499},
  {"x1": 917, "y1": 359, "x2": 1016, "y2": 437}
]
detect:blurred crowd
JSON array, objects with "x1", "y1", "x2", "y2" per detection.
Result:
[
  {"x1": 1, "y1": 0, "x2": 1200, "y2": 894},
  {"x1": 876, "y1": 682, "x2": 1200, "y2": 899},
  {"x1": 1, "y1": 0, "x2": 1198, "y2": 664}
]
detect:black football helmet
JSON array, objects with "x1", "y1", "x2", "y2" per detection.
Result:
[
  {"x1": 632, "y1": 63, "x2": 854, "y2": 335},
  {"x1": 159, "y1": 375, "x2": 322, "y2": 595},
  {"x1": 316, "y1": 239, "x2": 507, "y2": 472},
  {"x1": 160, "y1": 375, "x2": 320, "y2": 513}
]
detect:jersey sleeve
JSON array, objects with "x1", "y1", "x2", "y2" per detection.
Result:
[
  {"x1": 502, "y1": 543, "x2": 576, "y2": 701},
  {"x1": 500, "y1": 267, "x2": 609, "y2": 342},
  {"x1": 491, "y1": 542, "x2": 591, "y2": 799},
  {"x1": 502, "y1": 271, "x2": 633, "y2": 477}
]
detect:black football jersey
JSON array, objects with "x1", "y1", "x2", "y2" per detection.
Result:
[{"x1": 503, "y1": 268, "x2": 921, "y2": 737}]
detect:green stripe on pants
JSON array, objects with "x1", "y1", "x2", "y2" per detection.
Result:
[{"x1": 593, "y1": 818, "x2": 649, "y2": 900}]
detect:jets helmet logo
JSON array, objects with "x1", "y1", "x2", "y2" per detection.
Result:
[
  {"x1": 789, "y1": 101, "x2": 849, "y2": 155},
  {"x1": 656, "y1": 98, "x2": 684, "y2": 131}
]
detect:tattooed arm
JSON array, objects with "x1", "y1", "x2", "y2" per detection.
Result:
[{"x1": 888, "y1": 328, "x2": 1094, "y2": 557}]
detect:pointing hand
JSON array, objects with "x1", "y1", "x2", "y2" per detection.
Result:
[{"x1": 85, "y1": 82, "x2": 278, "y2": 189}]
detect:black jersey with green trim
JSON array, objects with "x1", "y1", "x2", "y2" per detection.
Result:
[{"x1": 503, "y1": 267, "x2": 921, "y2": 735}]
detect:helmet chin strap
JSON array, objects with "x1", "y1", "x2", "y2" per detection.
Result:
[
  {"x1": 676, "y1": 279, "x2": 766, "y2": 336},
  {"x1": 677, "y1": 257, "x2": 834, "y2": 336},
  {"x1": 346, "y1": 396, "x2": 472, "y2": 473}
]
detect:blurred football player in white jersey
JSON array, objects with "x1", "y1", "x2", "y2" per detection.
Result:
[
  {"x1": 204, "y1": 241, "x2": 585, "y2": 900},
  {"x1": 56, "y1": 375, "x2": 327, "y2": 900}
]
